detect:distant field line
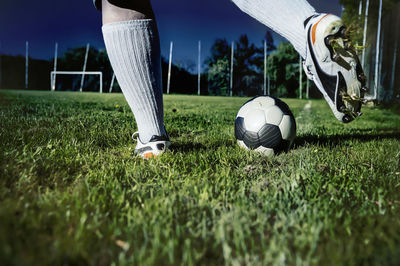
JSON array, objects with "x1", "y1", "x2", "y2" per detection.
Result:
[
  {"x1": 296, "y1": 101, "x2": 313, "y2": 133},
  {"x1": 304, "y1": 101, "x2": 312, "y2": 111}
]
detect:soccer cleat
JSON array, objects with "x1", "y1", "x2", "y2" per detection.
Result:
[
  {"x1": 303, "y1": 14, "x2": 367, "y2": 123},
  {"x1": 132, "y1": 132, "x2": 171, "y2": 159}
]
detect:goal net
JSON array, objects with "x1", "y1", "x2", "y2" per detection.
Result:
[{"x1": 50, "y1": 71, "x2": 103, "y2": 93}]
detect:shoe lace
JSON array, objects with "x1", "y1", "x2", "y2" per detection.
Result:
[{"x1": 342, "y1": 92, "x2": 369, "y2": 104}]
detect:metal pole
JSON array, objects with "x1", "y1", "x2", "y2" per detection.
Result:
[
  {"x1": 361, "y1": 0, "x2": 369, "y2": 68},
  {"x1": 374, "y1": 0, "x2": 383, "y2": 100},
  {"x1": 267, "y1": 45, "x2": 270, "y2": 96},
  {"x1": 50, "y1": 72, "x2": 54, "y2": 92},
  {"x1": 356, "y1": 1, "x2": 363, "y2": 48},
  {"x1": 0, "y1": 41, "x2": 2, "y2": 89},
  {"x1": 264, "y1": 40, "x2": 267, "y2": 95},
  {"x1": 198, "y1": 40, "x2": 201, "y2": 96},
  {"x1": 230, "y1": 41, "x2": 234, "y2": 97},
  {"x1": 100, "y1": 72, "x2": 103, "y2": 93},
  {"x1": 378, "y1": 28, "x2": 384, "y2": 100},
  {"x1": 306, "y1": 78, "x2": 310, "y2": 99},
  {"x1": 390, "y1": 37, "x2": 398, "y2": 92},
  {"x1": 109, "y1": 73, "x2": 115, "y2": 93},
  {"x1": 52, "y1": 42, "x2": 58, "y2": 91},
  {"x1": 391, "y1": 13, "x2": 400, "y2": 94},
  {"x1": 25, "y1": 41, "x2": 29, "y2": 89},
  {"x1": 167, "y1": 41, "x2": 173, "y2": 94},
  {"x1": 299, "y1": 55, "x2": 303, "y2": 99},
  {"x1": 80, "y1": 43, "x2": 90, "y2": 92},
  {"x1": 207, "y1": 68, "x2": 210, "y2": 93}
]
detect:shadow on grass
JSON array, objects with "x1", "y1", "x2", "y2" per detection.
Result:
[
  {"x1": 294, "y1": 128, "x2": 400, "y2": 148},
  {"x1": 163, "y1": 128, "x2": 400, "y2": 152}
]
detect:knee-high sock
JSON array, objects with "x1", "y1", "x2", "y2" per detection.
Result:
[
  {"x1": 231, "y1": 0, "x2": 316, "y2": 58},
  {"x1": 102, "y1": 19, "x2": 166, "y2": 143}
]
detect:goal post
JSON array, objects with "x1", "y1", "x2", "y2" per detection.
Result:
[{"x1": 50, "y1": 71, "x2": 103, "y2": 93}]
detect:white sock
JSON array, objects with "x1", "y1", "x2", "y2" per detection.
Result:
[
  {"x1": 231, "y1": 0, "x2": 317, "y2": 58},
  {"x1": 102, "y1": 19, "x2": 166, "y2": 143}
]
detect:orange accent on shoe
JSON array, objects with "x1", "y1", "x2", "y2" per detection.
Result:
[
  {"x1": 143, "y1": 152, "x2": 156, "y2": 159},
  {"x1": 312, "y1": 14, "x2": 331, "y2": 45}
]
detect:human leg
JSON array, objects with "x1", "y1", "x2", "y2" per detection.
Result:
[
  {"x1": 231, "y1": 0, "x2": 315, "y2": 58},
  {"x1": 100, "y1": 0, "x2": 169, "y2": 157},
  {"x1": 101, "y1": 0, "x2": 155, "y2": 23},
  {"x1": 231, "y1": 0, "x2": 366, "y2": 122}
]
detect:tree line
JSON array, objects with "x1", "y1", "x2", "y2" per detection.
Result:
[
  {"x1": 0, "y1": 32, "x2": 320, "y2": 98},
  {"x1": 206, "y1": 33, "x2": 319, "y2": 98}
]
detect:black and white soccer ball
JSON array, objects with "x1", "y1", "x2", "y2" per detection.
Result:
[{"x1": 235, "y1": 96, "x2": 296, "y2": 156}]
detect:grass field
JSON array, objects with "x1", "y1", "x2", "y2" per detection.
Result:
[{"x1": 1, "y1": 90, "x2": 400, "y2": 265}]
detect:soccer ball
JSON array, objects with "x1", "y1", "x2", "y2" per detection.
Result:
[{"x1": 235, "y1": 96, "x2": 296, "y2": 156}]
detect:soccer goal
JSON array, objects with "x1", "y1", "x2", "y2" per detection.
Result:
[{"x1": 50, "y1": 71, "x2": 103, "y2": 93}]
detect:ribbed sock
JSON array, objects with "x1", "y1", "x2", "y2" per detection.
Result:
[
  {"x1": 102, "y1": 19, "x2": 166, "y2": 143},
  {"x1": 231, "y1": 0, "x2": 317, "y2": 58}
]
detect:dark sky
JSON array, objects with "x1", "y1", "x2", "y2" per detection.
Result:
[{"x1": 0, "y1": 0, "x2": 342, "y2": 64}]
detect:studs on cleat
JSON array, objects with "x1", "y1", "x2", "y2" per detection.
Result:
[
  {"x1": 340, "y1": 27, "x2": 346, "y2": 37},
  {"x1": 156, "y1": 143, "x2": 165, "y2": 151},
  {"x1": 332, "y1": 54, "x2": 340, "y2": 62},
  {"x1": 342, "y1": 115, "x2": 353, "y2": 123},
  {"x1": 306, "y1": 14, "x2": 367, "y2": 123},
  {"x1": 325, "y1": 36, "x2": 333, "y2": 47}
]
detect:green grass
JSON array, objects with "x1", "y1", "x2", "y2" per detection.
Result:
[{"x1": 1, "y1": 90, "x2": 400, "y2": 266}]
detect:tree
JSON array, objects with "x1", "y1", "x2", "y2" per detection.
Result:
[
  {"x1": 0, "y1": 55, "x2": 51, "y2": 90},
  {"x1": 205, "y1": 39, "x2": 230, "y2": 95},
  {"x1": 161, "y1": 57, "x2": 197, "y2": 94},
  {"x1": 267, "y1": 42, "x2": 301, "y2": 98},
  {"x1": 208, "y1": 58, "x2": 230, "y2": 95},
  {"x1": 57, "y1": 46, "x2": 114, "y2": 92},
  {"x1": 265, "y1": 30, "x2": 276, "y2": 51},
  {"x1": 234, "y1": 34, "x2": 263, "y2": 96},
  {"x1": 206, "y1": 39, "x2": 230, "y2": 65}
]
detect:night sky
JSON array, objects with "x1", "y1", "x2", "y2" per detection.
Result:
[{"x1": 0, "y1": 0, "x2": 342, "y2": 64}]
